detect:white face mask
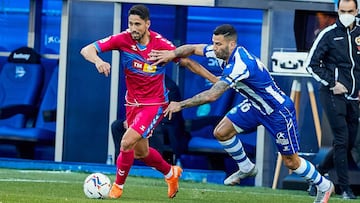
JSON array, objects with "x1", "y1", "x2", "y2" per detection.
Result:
[{"x1": 339, "y1": 13, "x2": 355, "y2": 27}]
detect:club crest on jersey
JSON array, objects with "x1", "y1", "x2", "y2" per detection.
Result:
[
  {"x1": 132, "y1": 60, "x2": 157, "y2": 73},
  {"x1": 355, "y1": 36, "x2": 360, "y2": 52}
]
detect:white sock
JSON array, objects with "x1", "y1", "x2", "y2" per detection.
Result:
[
  {"x1": 293, "y1": 157, "x2": 330, "y2": 192},
  {"x1": 164, "y1": 167, "x2": 173, "y2": 179},
  {"x1": 219, "y1": 136, "x2": 254, "y2": 173}
]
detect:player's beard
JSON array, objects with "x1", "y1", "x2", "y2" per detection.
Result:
[
  {"x1": 131, "y1": 31, "x2": 145, "y2": 41},
  {"x1": 214, "y1": 47, "x2": 230, "y2": 61}
]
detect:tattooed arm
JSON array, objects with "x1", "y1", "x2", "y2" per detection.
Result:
[
  {"x1": 150, "y1": 44, "x2": 206, "y2": 66},
  {"x1": 164, "y1": 80, "x2": 229, "y2": 119}
]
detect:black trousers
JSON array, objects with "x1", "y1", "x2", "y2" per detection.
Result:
[
  {"x1": 111, "y1": 119, "x2": 189, "y2": 162},
  {"x1": 319, "y1": 89, "x2": 359, "y2": 189}
]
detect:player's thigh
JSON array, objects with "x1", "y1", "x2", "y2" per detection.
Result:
[
  {"x1": 225, "y1": 100, "x2": 260, "y2": 134},
  {"x1": 263, "y1": 107, "x2": 300, "y2": 155}
]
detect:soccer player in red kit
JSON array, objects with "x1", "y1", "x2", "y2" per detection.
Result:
[{"x1": 80, "y1": 4, "x2": 218, "y2": 199}]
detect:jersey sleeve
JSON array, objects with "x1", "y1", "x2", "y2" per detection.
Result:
[
  {"x1": 203, "y1": 44, "x2": 225, "y2": 68},
  {"x1": 220, "y1": 49, "x2": 251, "y2": 86},
  {"x1": 149, "y1": 31, "x2": 179, "y2": 63}
]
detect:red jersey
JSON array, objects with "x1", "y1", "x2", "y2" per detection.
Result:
[{"x1": 94, "y1": 29, "x2": 176, "y2": 104}]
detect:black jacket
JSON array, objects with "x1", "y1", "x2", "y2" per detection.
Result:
[{"x1": 306, "y1": 18, "x2": 360, "y2": 100}]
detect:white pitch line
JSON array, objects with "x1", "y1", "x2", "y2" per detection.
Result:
[
  {"x1": 0, "y1": 178, "x2": 72, "y2": 183},
  {"x1": 17, "y1": 170, "x2": 73, "y2": 174},
  {"x1": 0, "y1": 175, "x2": 310, "y2": 199}
]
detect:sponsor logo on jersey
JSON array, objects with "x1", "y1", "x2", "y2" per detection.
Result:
[
  {"x1": 99, "y1": 36, "x2": 111, "y2": 43},
  {"x1": 132, "y1": 60, "x2": 157, "y2": 73},
  {"x1": 275, "y1": 132, "x2": 289, "y2": 145}
]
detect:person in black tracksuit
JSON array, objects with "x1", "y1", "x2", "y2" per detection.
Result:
[
  {"x1": 111, "y1": 75, "x2": 189, "y2": 164},
  {"x1": 306, "y1": 0, "x2": 360, "y2": 199}
]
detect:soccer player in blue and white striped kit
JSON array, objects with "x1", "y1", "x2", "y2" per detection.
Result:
[{"x1": 150, "y1": 24, "x2": 334, "y2": 203}]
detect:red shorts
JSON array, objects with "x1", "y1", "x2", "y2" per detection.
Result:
[{"x1": 126, "y1": 103, "x2": 168, "y2": 138}]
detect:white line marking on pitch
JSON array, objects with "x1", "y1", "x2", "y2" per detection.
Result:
[{"x1": 0, "y1": 178, "x2": 71, "y2": 183}]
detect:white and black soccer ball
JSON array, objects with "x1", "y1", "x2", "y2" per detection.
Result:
[{"x1": 83, "y1": 173, "x2": 111, "y2": 199}]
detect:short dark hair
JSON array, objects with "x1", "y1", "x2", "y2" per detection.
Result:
[
  {"x1": 128, "y1": 4, "x2": 150, "y2": 20},
  {"x1": 213, "y1": 24, "x2": 237, "y2": 41},
  {"x1": 337, "y1": 0, "x2": 358, "y2": 9}
]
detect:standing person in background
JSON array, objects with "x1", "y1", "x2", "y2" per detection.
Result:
[
  {"x1": 111, "y1": 119, "x2": 128, "y2": 159},
  {"x1": 111, "y1": 75, "x2": 189, "y2": 164},
  {"x1": 80, "y1": 4, "x2": 218, "y2": 199},
  {"x1": 152, "y1": 75, "x2": 189, "y2": 165},
  {"x1": 306, "y1": 0, "x2": 360, "y2": 199},
  {"x1": 151, "y1": 24, "x2": 335, "y2": 203}
]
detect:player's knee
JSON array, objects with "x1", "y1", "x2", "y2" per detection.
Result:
[
  {"x1": 120, "y1": 139, "x2": 132, "y2": 150},
  {"x1": 213, "y1": 127, "x2": 223, "y2": 140},
  {"x1": 213, "y1": 124, "x2": 238, "y2": 141},
  {"x1": 134, "y1": 150, "x2": 148, "y2": 159}
]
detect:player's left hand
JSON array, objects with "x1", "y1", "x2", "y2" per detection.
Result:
[
  {"x1": 149, "y1": 50, "x2": 176, "y2": 66},
  {"x1": 164, "y1": 101, "x2": 182, "y2": 120}
]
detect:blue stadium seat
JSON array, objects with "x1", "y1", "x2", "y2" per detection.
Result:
[
  {"x1": 180, "y1": 57, "x2": 235, "y2": 170},
  {"x1": 188, "y1": 94, "x2": 256, "y2": 185},
  {"x1": 0, "y1": 47, "x2": 43, "y2": 128},
  {"x1": 0, "y1": 49, "x2": 58, "y2": 159},
  {"x1": 0, "y1": 66, "x2": 58, "y2": 159}
]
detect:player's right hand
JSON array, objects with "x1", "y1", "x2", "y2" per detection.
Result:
[
  {"x1": 164, "y1": 101, "x2": 182, "y2": 120},
  {"x1": 95, "y1": 60, "x2": 111, "y2": 77},
  {"x1": 149, "y1": 50, "x2": 176, "y2": 66},
  {"x1": 331, "y1": 81, "x2": 348, "y2": 95}
]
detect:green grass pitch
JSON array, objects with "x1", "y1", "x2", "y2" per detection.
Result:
[{"x1": 0, "y1": 168, "x2": 353, "y2": 203}]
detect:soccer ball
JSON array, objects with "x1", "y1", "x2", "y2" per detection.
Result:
[{"x1": 83, "y1": 173, "x2": 112, "y2": 199}]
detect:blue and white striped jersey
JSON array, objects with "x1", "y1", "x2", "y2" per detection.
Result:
[{"x1": 203, "y1": 44, "x2": 290, "y2": 115}]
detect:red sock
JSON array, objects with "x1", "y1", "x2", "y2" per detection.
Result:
[
  {"x1": 115, "y1": 149, "x2": 134, "y2": 185},
  {"x1": 140, "y1": 147, "x2": 171, "y2": 175}
]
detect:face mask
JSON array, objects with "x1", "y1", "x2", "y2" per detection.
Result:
[{"x1": 339, "y1": 13, "x2": 355, "y2": 27}]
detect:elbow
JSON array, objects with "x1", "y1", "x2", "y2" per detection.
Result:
[
  {"x1": 179, "y1": 58, "x2": 190, "y2": 67},
  {"x1": 80, "y1": 46, "x2": 88, "y2": 58},
  {"x1": 80, "y1": 44, "x2": 96, "y2": 59},
  {"x1": 181, "y1": 58, "x2": 200, "y2": 73}
]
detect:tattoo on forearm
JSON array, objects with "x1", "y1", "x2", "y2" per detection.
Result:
[
  {"x1": 180, "y1": 81, "x2": 229, "y2": 109},
  {"x1": 175, "y1": 45, "x2": 195, "y2": 58},
  {"x1": 180, "y1": 92, "x2": 208, "y2": 108}
]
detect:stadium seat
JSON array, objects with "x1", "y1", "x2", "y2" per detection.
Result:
[
  {"x1": 0, "y1": 47, "x2": 43, "y2": 128},
  {"x1": 179, "y1": 57, "x2": 256, "y2": 173},
  {"x1": 0, "y1": 56, "x2": 58, "y2": 159},
  {"x1": 186, "y1": 95, "x2": 257, "y2": 155}
]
